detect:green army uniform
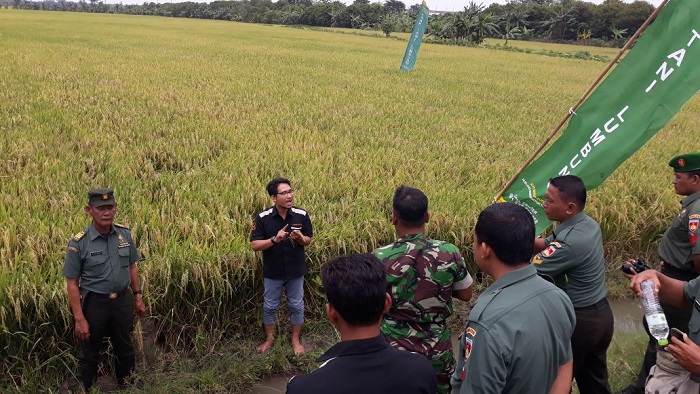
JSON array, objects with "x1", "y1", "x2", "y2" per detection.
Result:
[
  {"x1": 629, "y1": 153, "x2": 700, "y2": 393},
  {"x1": 62, "y1": 189, "x2": 141, "y2": 390},
  {"x1": 532, "y1": 211, "x2": 613, "y2": 393},
  {"x1": 450, "y1": 264, "x2": 575, "y2": 393},
  {"x1": 375, "y1": 233, "x2": 473, "y2": 394},
  {"x1": 658, "y1": 190, "x2": 700, "y2": 272}
]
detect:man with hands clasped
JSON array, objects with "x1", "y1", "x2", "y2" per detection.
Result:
[{"x1": 250, "y1": 177, "x2": 313, "y2": 355}]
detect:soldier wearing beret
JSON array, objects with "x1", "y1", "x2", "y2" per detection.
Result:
[
  {"x1": 63, "y1": 188, "x2": 146, "y2": 391},
  {"x1": 620, "y1": 152, "x2": 700, "y2": 394}
]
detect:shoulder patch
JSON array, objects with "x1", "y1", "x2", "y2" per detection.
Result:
[
  {"x1": 541, "y1": 244, "x2": 558, "y2": 257},
  {"x1": 258, "y1": 208, "x2": 273, "y2": 218},
  {"x1": 690, "y1": 219, "x2": 699, "y2": 231},
  {"x1": 291, "y1": 207, "x2": 307, "y2": 216},
  {"x1": 67, "y1": 246, "x2": 79, "y2": 253},
  {"x1": 72, "y1": 230, "x2": 86, "y2": 241},
  {"x1": 690, "y1": 214, "x2": 700, "y2": 220}
]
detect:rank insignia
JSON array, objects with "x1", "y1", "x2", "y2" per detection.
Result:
[
  {"x1": 251, "y1": 220, "x2": 256, "y2": 231},
  {"x1": 102, "y1": 194, "x2": 109, "y2": 200},
  {"x1": 73, "y1": 230, "x2": 86, "y2": 241}
]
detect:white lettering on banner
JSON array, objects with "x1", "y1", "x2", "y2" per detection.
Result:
[
  {"x1": 508, "y1": 189, "x2": 540, "y2": 224},
  {"x1": 646, "y1": 29, "x2": 700, "y2": 93},
  {"x1": 558, "y1": 105, "x2": 629, "y2": 175}
]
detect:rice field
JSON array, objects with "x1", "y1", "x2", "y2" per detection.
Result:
[{"x1": 0, "y1": 8, "x2": 698, "y2": 390}]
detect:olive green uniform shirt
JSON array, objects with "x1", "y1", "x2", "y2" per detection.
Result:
[
  {"x1": 62, "y1": 224, "x2": 140, "y2": 294},
  {"x1": 450, "y1": 264, "x2": 575, "y2": 394},
  {"x1": 532, "y1": 211, "x2": 607, "y2": 308},
  {"x1": 684, "y1": 276, "x2": 700, "y2": 345},
  {"x1": 659, "y1": 191, "x2": 700, "y2": 271}
]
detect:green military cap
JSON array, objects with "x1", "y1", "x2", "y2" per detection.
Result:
[
  {"x1": 88, "y1": 188, "x2": 116, "y2": 207},
  {"x1": 669, "y1": 152, "x2": 700, "y2": 172}
]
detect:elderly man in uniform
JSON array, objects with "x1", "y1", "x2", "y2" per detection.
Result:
[
  {"x1": 63, "y1": 188, "x2": 146, "y2": 391},
  {"x1": 532, "y1": 175, "x2": 614, "y2": 393},
  {"x1": 451, "y1": 202, "x2": 575, "y2": 394},
  {"x1": 375, "y1": 185, "x2": 473, "y2": 394},
  {"x1": 620, "y1": 152, "x2": 700, "y2": 394},
  {"x1": 250, "y1": 177, "x2": 313, "y2": 355},
  {"x1": 287, "y1": 253, "x2": 436, "y2": 394}
]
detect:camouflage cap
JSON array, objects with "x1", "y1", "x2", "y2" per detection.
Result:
[
  {"x1": 669, "y1": 152, "x2": 700, "y2": 172},
  {"x1": 88, "y1": 188, "x2": 116, "y2": 207}
]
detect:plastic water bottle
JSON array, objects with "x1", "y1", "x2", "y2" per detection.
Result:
[{"x1": 641, "y1": 280, "x2": 669, "y2": 346}]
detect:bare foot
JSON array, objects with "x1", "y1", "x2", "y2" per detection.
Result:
[
  {"x1": 292, "y1": 341, "x2": 305, "y2": 355},
  {"x1": 256, "y1": 337, "x2": 274, "y2": 353}
]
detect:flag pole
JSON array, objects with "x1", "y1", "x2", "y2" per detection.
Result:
[{"x1": 493, "y1": 0, "x2": 671, "y2": 202}]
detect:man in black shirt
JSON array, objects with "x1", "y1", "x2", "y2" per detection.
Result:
[
  {"x1": 287, "y1": 253, "x2": 436, "y2": 394},
  {"x1": 250, "y1": 177, "x2": 313, "y2": 354}
]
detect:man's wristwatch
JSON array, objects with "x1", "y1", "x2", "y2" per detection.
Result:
[{"x1": 270, "y1": 236, "x2": 277, "y2": 244}]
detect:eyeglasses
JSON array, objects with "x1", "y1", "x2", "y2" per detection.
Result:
[{"x1": 277, "y1": 189, "x2": 294, "y2": 196}]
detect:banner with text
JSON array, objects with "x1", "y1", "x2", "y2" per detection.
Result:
[
  {"x1": 400, "y1": 2, "x2": 429, "y2": 72},
  {"x1": 499, "y1": 0, "x2": 700, "y2": 234}
]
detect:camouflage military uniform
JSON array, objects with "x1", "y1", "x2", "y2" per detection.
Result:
[{"x1": 375, "y1": 233, "x2": 473, "y2": 394}]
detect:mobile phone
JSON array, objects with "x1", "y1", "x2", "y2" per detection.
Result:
[{"x1": 671, "y1": 327, "x2": 686, "y2": 343}]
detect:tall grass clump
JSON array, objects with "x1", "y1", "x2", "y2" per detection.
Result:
[{"x1": 0, "y1": 9, "x2": 697, "y2": 390}]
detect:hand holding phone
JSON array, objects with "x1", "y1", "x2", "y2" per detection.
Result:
[{"x1": 671, "y1": 327, "x2": 686, "y2": 343}]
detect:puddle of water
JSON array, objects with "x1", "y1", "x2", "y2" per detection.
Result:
[
  {"x1": 248, "y1": 374, "x2": 293, "y2": 394},
  {"x1": 609, "y1": 297, "x2": 645, "y2": 333}
]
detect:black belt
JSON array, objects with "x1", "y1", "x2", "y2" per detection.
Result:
[
  {"x1": 575, "y1": 297, "x2": 608, "y2": 311},
  {"x1": 89, "y1": 288, "x2": 128, "y2": 300}
]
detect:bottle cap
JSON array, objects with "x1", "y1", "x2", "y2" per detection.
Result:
[{"x1": 658, "y1": 339, "x2": 669, "y2": 346}]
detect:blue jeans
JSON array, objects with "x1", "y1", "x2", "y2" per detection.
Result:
[{"x1": 263, "y1": 276, "x2": 304, "y2": 325}]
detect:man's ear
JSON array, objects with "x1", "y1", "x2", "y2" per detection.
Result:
[
  {"x1": 383, "y1": 293, "x2": 392, "y2": 314},
  {"x1": 476, "y1": 240, "x2": 492, "y2": 261},
  {"x1": 84, "y1": 205, "x2": 91, "y2": 215},
  {"x1": 390, "y1": 212, "x2": 398, "y2": 225},
  {"x1": 566, "y1": 201, "x2": 578, "y2": 215},
  {"x1": 425, "y1": 211, "x2": 430, "y2": 224},
  {"x1": 326, "y1": 303, "x2": 337, "y2": 325}
]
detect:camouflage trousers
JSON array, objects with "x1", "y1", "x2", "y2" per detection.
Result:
[{"x1": 383, "y1": 333, "x2": 455, "y2": 394}]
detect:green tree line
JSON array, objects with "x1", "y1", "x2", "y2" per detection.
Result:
[{"x1": 13, "y1": 0, "x2": 655, "y2": 47}]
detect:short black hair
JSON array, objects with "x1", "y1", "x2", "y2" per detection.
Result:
[
  {"x1": 549, "y1": 175, "x2": 586, "y2": 210},
  {"x1": 474, "y1": 203, "x2": 534, "y2": 267},
  {"x1": 321, "y1": 253, "x2": 387, "y2": 327},
  {"x1": 392, "y1": 185, "x2": 428, "y2": 228},
  {"x1": 266, "y1": 177, "x2": 291, "y2": 196}
]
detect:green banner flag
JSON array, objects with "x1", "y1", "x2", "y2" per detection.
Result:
[
  {"x1": 500, "y1": 0, "x2": 700, "y2": 234},
  {"x1": 400, "y1": 2, "x2": 429, "y2": 72}
]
